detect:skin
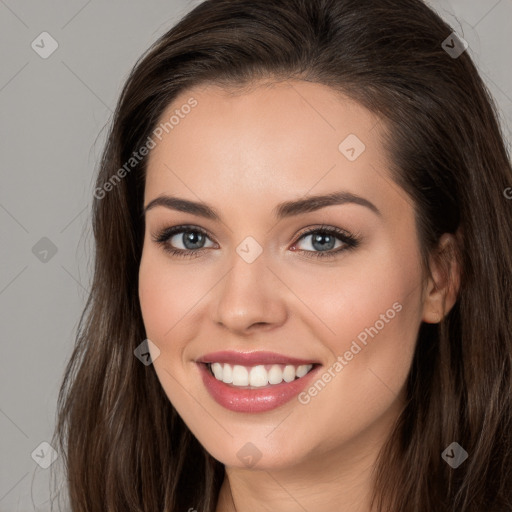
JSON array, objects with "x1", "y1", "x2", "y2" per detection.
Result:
[{"x1": 138, "y1": 80, "x2": 460, "y2": 512}]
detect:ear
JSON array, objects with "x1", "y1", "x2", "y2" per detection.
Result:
[{"x1": 421, "y1": 232, "x2": 461, "y2": 324}]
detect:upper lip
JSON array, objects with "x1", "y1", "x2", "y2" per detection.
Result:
[{"x1": 196, "y1": 350, "x2": 320, "y2": 366}]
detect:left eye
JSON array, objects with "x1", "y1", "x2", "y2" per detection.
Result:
[
  {"x1": 290, "y1": 226, "x2": 360, "y2": 259},
  {"x1": 294, "y1": 230, "x2": 344, "y2": 252}
]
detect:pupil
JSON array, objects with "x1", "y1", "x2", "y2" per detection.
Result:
[
  {"x1": 312, "y1": 233, "x2": 335, "y2": 251},
  {"x1": 184, "y1": 231, "x2": 204, "y2": 249}
]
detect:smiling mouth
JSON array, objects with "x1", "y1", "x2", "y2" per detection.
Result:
[{"x1": 204, "y1": 362, "x2": 317, "y2": 388}]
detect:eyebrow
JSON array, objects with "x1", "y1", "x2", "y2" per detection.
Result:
[{"x1": 143, "y1": 190, "x2": 381, "y2": 220}]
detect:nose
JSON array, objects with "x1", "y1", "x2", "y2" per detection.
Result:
[{"x1": 213, "y1": 246, "x2": 288, "y2": 335}]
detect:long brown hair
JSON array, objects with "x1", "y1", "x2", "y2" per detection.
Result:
[{"x1": 51, "y1": 0, "x2": 512, "y2": 510}]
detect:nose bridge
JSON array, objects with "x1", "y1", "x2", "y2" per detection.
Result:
[{"x1": 213, "y1": 239, "x2": 286, "y2": 331}]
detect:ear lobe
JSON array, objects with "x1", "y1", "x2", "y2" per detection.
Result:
[{"x1": 421, "y1": 232, "x2": 461, "y2": 324}]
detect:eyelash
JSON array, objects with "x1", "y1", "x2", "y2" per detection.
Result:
[{"x1": 151, "y1": 224, "x2": 361, "y2": 260}]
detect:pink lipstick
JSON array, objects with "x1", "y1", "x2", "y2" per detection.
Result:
[{"x1": 196, "y1": 351, "x2": 321, "y2": 413}]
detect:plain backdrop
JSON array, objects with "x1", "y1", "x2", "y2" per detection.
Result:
[{"x1": 1, "y1": 0, "x2": 511, "y2": 510}]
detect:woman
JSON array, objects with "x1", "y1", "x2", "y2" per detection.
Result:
[{"x1": 51, "y1": 0, "x2": 512, "y2": 510}]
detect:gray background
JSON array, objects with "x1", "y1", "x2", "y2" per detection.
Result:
[{"x1": 0, "y1": 0, "x2": 511, "y2": 510}]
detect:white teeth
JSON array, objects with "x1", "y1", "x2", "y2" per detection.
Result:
[
  {"x1": 208, "y1": 362, "x2": 314, "y2": 387},
  {"x1": 232, "y1": 365, "x2": 249, "y2": 386},
  {"x1": 268, "y1": 364, "x2": 283, "y2": 385},
  {"x1": 222, "y1": 363, "x2": 233, "y2": 384},
  {"x1": 211, "y1": 362, "x2": 223, "y2": 380},
  {"x1": 249, "y1": 365, "x2": 268, "y2": 387},
  {"x1": 296, "y1": 364, "x2": 310, "y2": 378},
  {"x1": 283, "y1": 365, "x2": 296, "y2": 383}
]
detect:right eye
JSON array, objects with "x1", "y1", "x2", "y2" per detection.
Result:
[{"x1": 152, "y1": 225, "x2": 217, "y2": 258}]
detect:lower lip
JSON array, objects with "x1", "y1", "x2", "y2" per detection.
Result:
[{"x1": 197, "y1": 363, "x2": 321, "y2": 413}]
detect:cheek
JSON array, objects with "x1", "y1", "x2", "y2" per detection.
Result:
[
  {"x1": 138, "y1": 260, "x2": 176, "y2": 342},
  {"x1": 290, "y1": 269, "x2": 421, "y2": 450},
  {"x1": 138, "y1": 250, "x2": 206, "y2": 344},
  {"x1": 291, "y1": 245, "x2": 422, "y2": 398},
  {"x1": 138, "y1": 253, "x2": 198, "y2": 405},
  {"x1": 285, "y1": 245, "x2": 422, "y2": 346}
]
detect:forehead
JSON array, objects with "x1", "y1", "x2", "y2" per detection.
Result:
[{"x1": 144, "y1": 80, "x2": 403, "y2": 219}]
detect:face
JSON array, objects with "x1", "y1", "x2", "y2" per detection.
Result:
[{"x1": 138, "y1": 80, "x2": 433, "y2": 473}]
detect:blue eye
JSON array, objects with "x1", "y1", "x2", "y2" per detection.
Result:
[
  {"x1": 152, "y1": 224, "x2": 360, "y2": 260},
  {"x1": 292, "y1": 226, "x2": 360, "y2": 259},
  {"x1": 152, "y1": 225, "x2": 215, "y2": 259}
]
